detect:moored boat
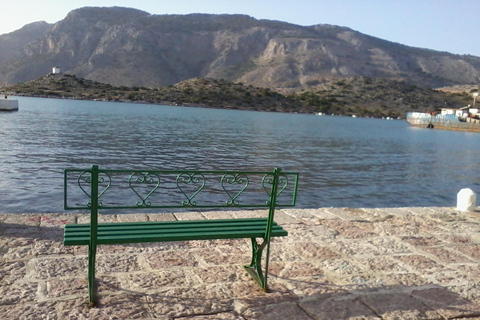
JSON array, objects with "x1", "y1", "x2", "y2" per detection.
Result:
[
  {"x1": 0, "y1": 99, "x2": 19, "y2": 111},
  {"x1": 406, "y1": 111, "x2": 480, "y2": 132}
]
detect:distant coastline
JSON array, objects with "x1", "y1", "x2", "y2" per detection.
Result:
[{"x1": 1, "y1": 73, "x2": 473, "y2": 119}]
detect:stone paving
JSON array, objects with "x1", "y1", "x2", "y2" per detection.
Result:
[{"x1": 2, "y1": 207, "x2": 480, "y2": 319}]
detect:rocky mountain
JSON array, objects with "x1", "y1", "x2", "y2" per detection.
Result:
[
  {"x1": 0, "y1": 21, "x2": 51, "y2": 62},
  {"x1": 0, "y1": 6, "x2": 479, "y2": 89}
]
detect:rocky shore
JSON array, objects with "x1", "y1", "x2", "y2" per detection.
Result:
[{"x1": 2, "y1": 207, "x2": 480, "y2": 319}]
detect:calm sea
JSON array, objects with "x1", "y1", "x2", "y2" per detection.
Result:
[{"x1": 1, "y1": 96, "x2": 479, "y2": 213}]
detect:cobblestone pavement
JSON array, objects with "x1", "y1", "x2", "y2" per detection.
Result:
[{"x1": 2, "y1": 207, "x2": 480, "y2": 319}]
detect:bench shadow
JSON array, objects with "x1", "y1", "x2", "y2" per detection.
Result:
[
  {"x1": 89, "y1": 270, "x2": 480, "y2": 319},
  {"x1": 0, "y1": 222, "x2": 64, "y2": 241},
  {"x1": 268, "y1": 276, "x2": 480, "y2": 319}
]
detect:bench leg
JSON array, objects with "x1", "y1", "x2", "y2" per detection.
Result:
[
  {"x1": 88, "y1": 244, "x2": 97, "y2": 307},
  {"x1": 244, "y1": 238, "x2": 270, "y2": 292}
]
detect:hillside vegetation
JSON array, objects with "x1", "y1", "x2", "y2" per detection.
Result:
[{"x1": 2, "y1": 73, "x2": 473, "y2": 118}]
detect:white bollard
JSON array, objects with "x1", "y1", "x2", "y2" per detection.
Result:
[{"x1": 456, "y1": 188, "x2": 477, "y2": 212}]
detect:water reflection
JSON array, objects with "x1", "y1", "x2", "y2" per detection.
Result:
[{"x1": 0, "y1": 96, "x2": 479, "y2": 213}]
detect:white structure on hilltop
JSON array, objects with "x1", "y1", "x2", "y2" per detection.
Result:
[{"x1": 52, "y1": 66, "x2": 61, "y2": 74}]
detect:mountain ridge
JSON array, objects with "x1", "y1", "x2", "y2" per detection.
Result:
[{"x1": 0, "y1": 6, "x2": 479, "y2": 89}]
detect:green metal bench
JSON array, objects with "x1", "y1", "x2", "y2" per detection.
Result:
[{"x1": 63, "y1": 165, "x2": 299, "y2": 306}]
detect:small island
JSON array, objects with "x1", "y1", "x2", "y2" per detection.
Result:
[{"x1": 1, "y1": 73, "x2": 473, "y2": 119}]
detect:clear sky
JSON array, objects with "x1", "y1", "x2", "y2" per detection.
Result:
[{"x1": 2, "y1": 0, "x2": 479, "y2": 57}]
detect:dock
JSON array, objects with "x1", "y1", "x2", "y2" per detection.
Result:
[{"x1": 2, "y1": 207, "x2": 480, "y2": 319}]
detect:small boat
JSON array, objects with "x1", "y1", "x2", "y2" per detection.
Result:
[
  {"x1": 406, "y1": 111, "x2": 480, "y2": 132},
  {"x1": 0, "y1": 99, "x2": 18, "y2": 111}
]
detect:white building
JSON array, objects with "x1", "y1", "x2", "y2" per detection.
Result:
[{"x1": 52, "y1": 66, "x2": 61, "y2": 74}]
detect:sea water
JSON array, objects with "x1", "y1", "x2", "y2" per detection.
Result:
[{"x1": 0, "y1": 96, "x2": 479, "y2": 213}]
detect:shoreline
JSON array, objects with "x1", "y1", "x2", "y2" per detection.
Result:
[{"x1": 2, "y1": 207, "x2": 480, "y2": 319}]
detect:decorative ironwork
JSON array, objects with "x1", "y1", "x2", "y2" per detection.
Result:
[
  {"x1": 221, "y1": 173, "x2": 249, "y2": 205},
  {"x1": 176, "y1": 172, "x2": 206, "y2": 206},
  {"x1": 128, "y1": 171, "x2": 161, "y2": 207},
  {"x1": 261, "y1": 173, "x2": 288, "y2": 204},
  {"x1": 65, "y1": 167, "x2": 298, "y2": 210},
  {"x1": 77, "y1": 170, "x2": 111, "y2": 207}
]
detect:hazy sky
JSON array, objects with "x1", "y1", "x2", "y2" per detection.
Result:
[{"x1": 2, "y1": 0, "x2": 479, "y2": 57}]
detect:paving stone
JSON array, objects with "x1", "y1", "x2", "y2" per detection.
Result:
[
  {"x1": 77, "y1": 213, "x2": 118, "y2": 224},
  {"x1": 38, "y1": 214, "x2": 75, "y2": 227},
  {"x1": 197, "y1": 247, "x2": 250, "y2": 266},
  {"x1": 57, "y1": 295, "x2": 152, "y2": 319},
  {"x1": 331, "y1": 274, "x2": 390, "y2": 291},
  {"x1": 394, "y1": 254, "x2": 445, "y2": 274},
  {"x1": 285, "y1": 224, "x2": 339, "y2": 241},
  {"x1": 0, "y1": 260, "x2": 27, "y2": 282},
  {"x1": 0, "y1": 301, "x2": 59, "y2": 320},
  {"x1": 46, "y1": 278, "x2": 89, "y2": 298},
  {"x1": 359, "y1": 292, "x2": 442, "y2": 319},
  {"x1": 33, "y1": 239, "x2": 75, "y2": 256},
  {"x1": 282, "y1": 208, "x2": 337, "y2": 222},
  {"x1": 353, "y1": 256, "x2": 409, "y2": 273},
  {"x1": 242, "y1": 302, "x2": 313, "y2": 320},
  {"x1": 272, "y1": 209, "x2": 303, "y2": 224},
  {"x1": 0, "y1": 281, "x2": 38, "y2": 305},
  {"x1": 1, "y1": 238, "x2": 38, "y2": 260},
  {"x1": 412, "y1": 287, "x2": 480, "y2": 319},
  {"x1": 146, "y1": 285, "x2": 234, "y2": 318},
  {"x1": 229, "y1": 281, "x2": 298, "y2": 312},
  {"x1": 288, "y1": 242, "x2": 341, "y2": 261},
  {"x1": 31, "y1": 256, "x2": 87, "y2": 279},
  {"x1": 300, "y1": 294, "x2": 381, "y2": 320},
  {"x1": 3, "y1": 208, "x2": 480, "y2": 318},
  {"x1": 144, "y1": 250, "x2": 199, "y2": 269},
  {"x1": 321, "y1": 259, "x2": 365, "y2": 276},
  {"x1": 147, "y1": 212, "x2": 177, "y2": 221},
  {"x1": 175, "y1": 312, "x2": 244, "y2": 320},
  {"x1": 377, "y1": 215, "x2": 448, "y2": 236},
  {"x1": 125, "y1": 269, "x2": 199, "y2": 291},
  {"x1": 431, "y1": 267, "x2": 475, "y2": 286},
  {"x1": 174, "y1": 212, "x2": 206, "y2": 220},
  {"x1": 399, "y1": 235, "x2": 445, "y2": 247},
  {"x1": 324, "y1": 207, "x2": 366, "y2": 221},
  {"x1": 201, "y1": 210, "x2": 236, "y2": 220},
  {"x1": 436, "y1": 233, "x2": 475, "y2": 245},
  {"x1": 116, "y1": 213, "x2": 149, "y2": 222},
  {"x1": 366, "y1": 237, "x2": 413, "y2": 255},
  {"x1": 281, "y1": 276, "x2": 347, "y2": 298},
  {"x1": 192, "y1": 265, "x2": 245, "y2": 284},
  {"x1": 328, "y1": 239, "x2": 380, "y2": 256},
  {"x1": 448, "y1": 282, "x2": 480, "y2": 303},
  {"x1": 96, "y1": 254, "x2": 142, "y2": 273},
  {"x1": 278, "y1": 260, "x2": 326, "y2": 278},
  {"x1": 229, "y1": 210, "x2": 267, "y2": 219},
  {"x1": 379, "y1": 272, "x2": 431, "y2": 287},
  {"x1": 454, "y1": 244, "x2": 480, "y2": 261},
  {"x1": 422, "y1": 247, "x2": 476, "y2": 264},
  {"x1": 320, "y1": 219, "x2": 377, "y2": 239}
]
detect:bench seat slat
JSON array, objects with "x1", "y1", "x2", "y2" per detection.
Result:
[
  {"x1": 65, "y1": 224, "x2": 286, "y2": 237},
  {"x1": 64, "y1": 217, "x2": 271, "y2": 229},
  {"x1": 64, "y1": 218, "x2": 287, "y2": 246}
]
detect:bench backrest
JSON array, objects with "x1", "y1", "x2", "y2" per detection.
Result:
[{"x1": 64, "y1": 166, "x2": 299, "y2": 234}]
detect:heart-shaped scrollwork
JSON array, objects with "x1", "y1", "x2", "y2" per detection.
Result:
[
  {"x1": 128, "y1": 171, "x2": 161, "y2": 207},
  {"x1": 77, "y1": 171, "x2": 111, "y2": 207},
  {"x1": 221, "y1": 173, "x2": 249, "y2": 205},
  {"x1": 176, "y1": 173, "x2": 205, "y2": 206},
  {"x1": 262, "y1": 174, "x2": 289, "y2": 204}
]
